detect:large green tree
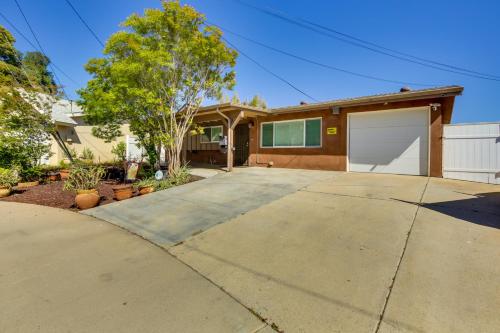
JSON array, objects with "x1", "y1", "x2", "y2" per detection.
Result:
[
  {"x1": 79, "y1": 0, "x2": 237, "y2": 175},
  {"x1": 0, "y1": 25, "x2": 56, "y2": 169},
  {"x1": 22, "y1": 51, "x2": 58, "y2": 95}
]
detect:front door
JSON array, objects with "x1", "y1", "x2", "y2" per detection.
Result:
[{"x1": 234, "y1": 124, "x2": 249, "y2": 166}]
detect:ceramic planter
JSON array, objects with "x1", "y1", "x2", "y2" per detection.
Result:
[
  {"x1": 17, "y1": 181, "x2": 39, "y2": 188},
  {"x1": 0, "y1": 186, "x2": 11, "y2": 198},
  {"x1": 60, "y1": 169, "x2": 70, "y2": 180},
  {"x1": 138, "y1": 185, "x2": 154, "y2": 195},
  {"x1": 75, "y1": 189, "x2": 100, "y2": 209},
  {"x1": 47, "y1": 172, "x2": 60, "y2": 182},
  {"x1": 112, "y1": 184, "x2": 133, "y2": 201}
]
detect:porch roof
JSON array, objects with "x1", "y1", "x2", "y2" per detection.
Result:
[{"x1": 196, "y1": 103, "x2": 271, "y2": 117}]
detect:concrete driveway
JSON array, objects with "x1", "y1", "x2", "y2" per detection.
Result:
[
  {"x1": 3, "y1": 168, "x2": 499, "y2": 332},
  {"x1": 169, "y1": 170, "x2": 500, "y2": 333},
  {"x1": 83, "y1": 168, "x2": 336, "y2": 247}
]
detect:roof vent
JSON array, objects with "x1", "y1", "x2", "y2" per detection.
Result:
[
  {"x1": 400, "y1": 86, "x2": 411, "y2": 92},
  {"x1": 300, "y1": 101, "x2": 308, "y2": 105}
]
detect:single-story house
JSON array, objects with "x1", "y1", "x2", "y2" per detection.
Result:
[{"x1": 185, "y1": 85, "x2": 464, "y2": 177}]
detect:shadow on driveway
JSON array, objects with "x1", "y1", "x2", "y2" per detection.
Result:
[{"x1": 396, "y1": 191, "x2": 500, "y2": 229}]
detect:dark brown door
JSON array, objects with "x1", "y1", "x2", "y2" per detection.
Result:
[{"x1": 234, "y1": 124, "x2": 249, "y2": 166}]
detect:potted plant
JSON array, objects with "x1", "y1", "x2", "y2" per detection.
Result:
[
  {"x1": 63, "y1": 165, "x2": 105, "y2": 209},
  {"x1": 0, "y1": 168, "x2": 19, "y2": 198},
  {"x1": 59, "y1": 160, "x2": 71, "y2": 180},
  {"x1": 111, "y1": 184, "x2": 134, "y2": 201},
  {"x1": 18, "y1": 167, "x2": 43, "y2": 188},
  {"x1": 47, "y1": 171, "x2": 60, "y2": 182},
  {"x1": 135, "y1": 178, "x2": 155, "y2": 195}
]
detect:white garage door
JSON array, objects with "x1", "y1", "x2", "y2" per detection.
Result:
[{"x1": 348, "y1": 107, "x2": 429, "y2": 176}]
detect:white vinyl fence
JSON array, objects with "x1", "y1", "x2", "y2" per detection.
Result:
[{"x1": 443, "y1": 123, "x2": 500, "y2": 184}]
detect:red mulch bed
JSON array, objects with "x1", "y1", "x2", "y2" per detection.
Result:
[
  {"x1": 0, "y1": 175, "x2": 204, "y2": 211},
  {"x1": 0, "y1": 181, "x2": 117, "y2": 210}
]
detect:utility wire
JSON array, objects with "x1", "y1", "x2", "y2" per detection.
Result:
[
  {"x1": 13, "y1": 0, "x2": 68, "y2": 97},
  {"x1": 0, "y1": 13, "x2": 76, "y2": 85},
  {"x1": 299, "y1": 17, "x2": 500, "y2": 80},
  {"x1": 0, "y1": 11, "x2": 79, "y2": 86},
  {"x1": 222, "y1": 37, "x2": 319, "y2": 102},
  {"x1": 233, "y1": 0, "x2": 500, "y2": 82},
  {"x1": 209, "y1": 21, "x2": 436, "y2": 87},
  {"x1": 64, "y1": 0, "x2": 105, "y2": 47}
]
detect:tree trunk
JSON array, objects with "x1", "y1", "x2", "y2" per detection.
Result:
[
  {"x1": 166, "y1": 136, "x2": 184, "y2": 176},
  {"x1": 167, "y1": 147, "x2": 181, "y2": 176},
  {"x1": 154, "y1": 143, "x2": 162, "y2": 170}
]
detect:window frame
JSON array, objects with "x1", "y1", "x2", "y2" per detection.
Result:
[
  {"x1": 260, "y1": 117, "x2": 322, "y2": 148},
  {"x1": 200, "y1": 125, "x2": 223, "y2": 143}
]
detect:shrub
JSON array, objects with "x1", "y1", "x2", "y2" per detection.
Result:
[
  {"x1": 111, "y1": 142, "x2": 126, "y2": 162},
  {"x1": 20, "y1": 166, "x2": 43, "y2": 182},
  {"x1": 59, "y1": 160, "x2": 70, "y2": 169},
  {"x1": 152, "y1": 166, "x2": 191, "y2": 191},
  {"x1": 168, "y1": 165, "x2": 191, "y2": 186},
  {"x1": 0, "y1": 168, "x2": 19, "y2": 188},
  {"x1": 63, "y1": 165, "x2": 105, "y2": 192},
  {"x1": 134, "y1": 178, "x2": 156, "y2": 189},
  {"x1": 79, "y1": 147, "x2": 95, "y2": 162}
]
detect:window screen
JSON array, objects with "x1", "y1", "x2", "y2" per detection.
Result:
[
  {"x1": 275, "y1": 121, "x2": 305, "y2": 147},
  {"x1": 262, "y1": 123, "x2": 274, "y2": 147},
  {"x1": 201, "y1": 126, "x2": 222, "y2": 143},
  {"x1": 211, "y1": 126, "x2": 222, "y2": 142},
  {"x1": 305, "y1": 119, "x2": 321, "y2": 146},
  {"x1": 261, "y1": 118, "x2": 321, "y2": 148},
  {"x1": 200, "y1": 127, "x2": 211, "y2": 143}
]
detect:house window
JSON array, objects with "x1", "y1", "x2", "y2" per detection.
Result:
[
  {"x1": 260, "y1": 118, "x2": 322, "y2": 148},
  {"x1": 200, "y1": 125, "x2": 223, "y2": 143}
]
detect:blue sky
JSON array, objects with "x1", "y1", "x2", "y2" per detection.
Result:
[{"x1": 1, "y1": 0, "x2": 499, "y2": 123}]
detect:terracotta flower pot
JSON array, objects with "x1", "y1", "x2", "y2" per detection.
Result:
[
  {"x1": 112, "y1": 184, "x2": 133, "y2": 201},
  {"x1": 47, "y1": 172, "x2": 60, "y2": 181},
  {"x1": 75, "y1": 189, "x2": 100, "y2": 210},
  {"x1": 138, "y1": 185, "x2": 154, "y2": 195},
  {"x1": 0, "y1": 186, "x2": 11, "y2": 198},
  {"x1": 60, "y1": 169, "x2": 70, "y2": 180},
  {"x1": 17, "y1": 181, "x2": 39, "y2": 188}
]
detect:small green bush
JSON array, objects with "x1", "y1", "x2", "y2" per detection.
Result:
[
  {"x1": 63, "y1": 165, "x2": 105, "y2": 192},
  {"x1": 151, "y1": 166, "x2": 191, "y2": 191},
  {"x1": 0, "y1": 168, "x2": 19, "y2": 188},
  {"x1": 134, "y1": 178, "x2": 156, "y2": 189},
  {"x1": 79, "y1": 147, "x2": 95, "y2": 162},
  {"x1": 20, "y1": 166, "x2": 43, "y2": 182},
  {"x1": 111, "y1": 142, "x2": 126, "y2": 162}
]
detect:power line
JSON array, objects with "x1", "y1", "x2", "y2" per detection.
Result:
[
  {"x1": 64, "y1": 0, "x2": 105, "y2": 47},
  {"x1": 0, "y1": 11, "x2": 79, "y2": 86},
  {"x1": 233, "y1": 0, "x2": 500, "y2": 82},
  {"x1": 222, "y1": 37, "x2": 319, "y2": 102},
  {"x1": 13, "y1": 0, "x2": 68, "y2": 97},
  {"x1": 299, "y1": 17, "x2": 500, "y2": 80},
  {"x1": 209, "y1": 21, "x2": 437, "y2": 87}
]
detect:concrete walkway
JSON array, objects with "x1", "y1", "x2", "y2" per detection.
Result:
[
  {"x1": 83, "y1": 167, "x2": 336, "y2": 247},
  {"x1": 0, "y1": 202, "x2": 266, "y2": 333}
]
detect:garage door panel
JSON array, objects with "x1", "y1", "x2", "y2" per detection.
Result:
[
  {"x1": 349, "y1": 111, "x2": 428, "y2": 128},
  {"x1": 350, "y1": 142, "x2": 427, "y2": 160},
  {"x1": 349, "y1": 127, "x2": 428, "y2": 144},
  {"x1": 348, "y1": 108, "x2": 429, "y2": 176}
]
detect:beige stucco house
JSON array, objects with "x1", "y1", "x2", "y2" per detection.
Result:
[{"x1": 44, "y1": 99, "x2": 132, "y2": 165}]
